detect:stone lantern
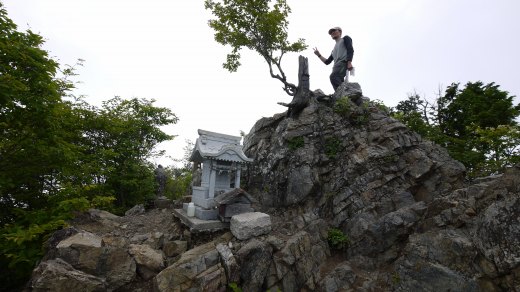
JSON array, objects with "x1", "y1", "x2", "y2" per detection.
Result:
[{"x1": 185, "y1": 129, "x2": 253, "y2": 220}]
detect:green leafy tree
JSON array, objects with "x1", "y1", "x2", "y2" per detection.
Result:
[
  {"x1": 0, "y1": 5, "x2": 96, "y2": 284},
  {"x1": 204, "y1": 0, "x2": 307, "y2": 95},
  {"x1": 83, "y1": 97, "x2": 177, "y2": 209},
  {"x1": 165, "y1": 166, "x2": 192, "y2": 200},
  {"x1": 0, "y1": 1, "x2": 76, "y2": 224},
  {"x1": 392, "y1": 93, "x2": 436, "y2": 139},
  {"x1": 0, "y1": 3, "x2": 178, "y2": 288},
  {"x1": 165, "y1": 140, "x2": 194, "y2": 200},
  {"x1": 0, "y1": 196, "x2": 114, "y2": 291},
  {"x1": 470, "y1": 124, "x2": 520, "y2": 175},
  {"x1": 436, "y1": 82, "x2": 519, "y2": 170},
  {"x1": 393, "y1": 81, "x2": 520, "y2": 177}
]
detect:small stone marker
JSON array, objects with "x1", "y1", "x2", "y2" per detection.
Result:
[{"x1": 230, "y1": 212, "x2": 272, "y2": 240}]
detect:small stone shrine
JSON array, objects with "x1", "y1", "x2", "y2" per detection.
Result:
[
  {"x1": 183, "y1": 129, "x2": 254, "y2": 221},
  {"x1": 214, "y1": 188, "x2": 256, "y2": 222}
]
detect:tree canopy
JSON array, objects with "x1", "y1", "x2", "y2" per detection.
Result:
[
  {"x1": 393, "y1": 81, "x2": 520, "y2": 177},
  {"x1": 204, "y1": 0, "x2": 307, "y2": 95},
  {"x1": 0, "y1": 3, "x2": 178, "y2": 289}
]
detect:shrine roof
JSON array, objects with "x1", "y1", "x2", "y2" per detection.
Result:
[
  {"x1": 189, "y1": 129, "x2": 253, "y2": 163},
  {"x1": 214, "y1": 188, "x2": 257, "y2": 205}
]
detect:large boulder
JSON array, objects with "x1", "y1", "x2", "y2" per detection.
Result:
[
  {"x1": 162, "y1": 240, "x2": 188, "y2": 257},
  {"x1": 128, "y1": 244, "x2": 165, "y2": 280},
  {"x1": 153, "y1": 233, "x2": 232, "y2": 292},
  {"x1": 101, "y1": 246, "x2": 137, "y2": 288},
  {"x1": 28, "y1": 259, "x2": 106, "y2": 292},
  {"x1": 230, "y1": 212, "x2": 272, "y2": 240},
  {"x1": 55, "y1": 231, "x2": 103, "y2": 274},
  {"x1": 236, "y1": 239, "x2": 273, "y2": 292}
]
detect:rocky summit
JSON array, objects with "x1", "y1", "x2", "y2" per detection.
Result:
[{"x1": 26, "y1": 83, "x2": 519, "y2": 291}]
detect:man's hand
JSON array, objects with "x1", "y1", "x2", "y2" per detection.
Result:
[
  {"x1": 347, "y1": 61, "x2": 353, "y2": 70},
  {"x1": 313, "y1": 47, "x2": 321, "y2": 57}
]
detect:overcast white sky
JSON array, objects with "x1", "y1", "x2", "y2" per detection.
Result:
[{"x1": 3, "y1": 0, "x2": 520, "y2": 166}]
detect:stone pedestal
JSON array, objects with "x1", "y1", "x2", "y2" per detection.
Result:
[{"x1": 182, "y1": 203, "x2": 218, "y2": 220}]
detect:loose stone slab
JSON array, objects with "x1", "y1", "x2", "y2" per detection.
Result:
[{"x1": 230, "y1": 212, "x2": 272, "y2": 240}]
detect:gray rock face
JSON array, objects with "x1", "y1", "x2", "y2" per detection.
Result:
[
  {"x1": 236, "y1": 239, "x2": 273, "y2": 292},
  {"x1": 244, "y1": 83, "x2": 465, "y2": 210},
  {"x1": 230, "y1": 212, "x2": 272, "y2": 240},
  {"x1": 240, "y1": 83, "x2": 519, "y2": 291},
  {"x1": 474, "y1": 183, "x2": 520, "y2": 274}
]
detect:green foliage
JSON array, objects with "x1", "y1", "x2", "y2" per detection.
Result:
[
  {"x1": 0, "y1": 4, "x2": 178, "y2": 288},
  {"x1": 204, "y1": 0, "x2": 307, "y2": 95},
  {"x1": 392, "y1": 272, "x2": 401, "y2": 285},
  {"x1": 228, "y1": 282, "x2": 243, "y2": 292},
  {"x1": 334, "y1": 96, "x2": 370, "y2": 125},
  {"x1": 438, "y1": 82, "x2": 518, "y2": 137},
  {"x1": 1, "y1": 217, "x2": 66, "y2": 289},
  {"x1": 0, "y1": 1, "x2": 73, "y2": 223},
  {"x1": 333, "y1": 96, "x2": 351, "y2": 117},
  {"x1": 287, "y1": 136, "x2": 304, "y2": 150},
  {"x1": 165, "y1": 140, "x2": 194, "y2": 200},
  {"x1": 327, "y1": 228, "x2": 350, "y2": 250},
  {"x1": 370, "y1": 99, "x2": 391, "y2": 114},
  {"x1": 74, "y1": 96, "x2": 177, "y2": 209},
  {"x1": 325, "y1": 137, "x2": 342, "y2": 159},
  {"x1": 392, "y1": 82, "x2": 520, "y2": 177},
  {"x1": 353, "y1": 102, "x2": 370, "y2": 125},
  {"x1": 165, "y1": 166, "x2": 193, "y2": 200},
  {"x1": 0, "y1": 195, "x2": 114, "y2": 290},
  {"x1": 471, "y1": 124, "x2": 520, "y2": 175}
]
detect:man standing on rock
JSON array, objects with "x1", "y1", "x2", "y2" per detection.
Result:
[{"x1": 313, "y1": 26, "x2": 354, "y2": 91}]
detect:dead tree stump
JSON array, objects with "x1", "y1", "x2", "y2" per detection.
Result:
[{"x1": 278, "y1": 55, "x2": 311, "y2": 118}]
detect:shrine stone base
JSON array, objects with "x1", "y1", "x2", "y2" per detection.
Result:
[
  {"x1": 173, "y1": 208, "x2": 229, "y2": 232},
  {"x1": 182, "y1": 203, "x2": 218, "y2": 220},
  {"x1": 191, "y1": 193, "x2": 216, "y2": 209}
]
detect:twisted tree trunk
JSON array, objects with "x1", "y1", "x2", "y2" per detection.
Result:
[{"x1": 278, "y1": 55, "x2": 311, "y2": 118}]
